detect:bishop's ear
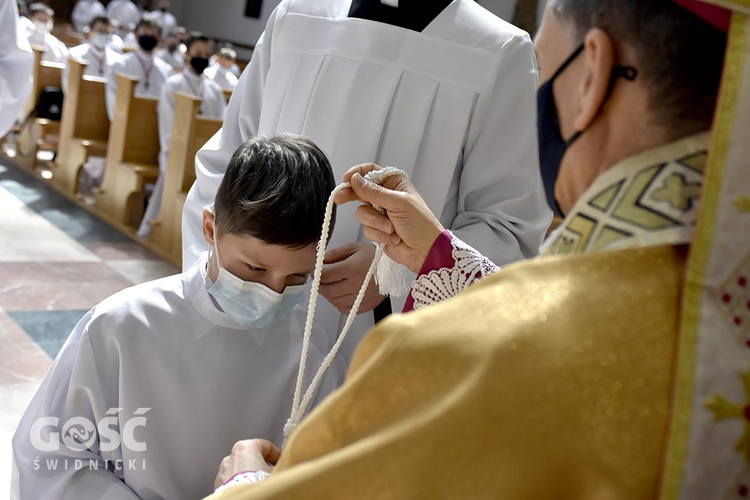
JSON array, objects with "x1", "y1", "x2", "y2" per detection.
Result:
[
  {"x1": 202, "y1": 208, "x2": 216, "y2": 247},
  {"x1": 572, "y1": 28, "x2": 616, "y2": 133}
]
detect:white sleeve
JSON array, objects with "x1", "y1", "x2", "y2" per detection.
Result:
[
  {"x1": 448, "y1": 33, "x2": 552, "y2": 265},
  {"x1": 0, "y1": 0, "x2": 34, "y2": 137},
  {"x1": 180, "y1": 1, "x2": 288, "y2": 270},
  {"x1": 157, "y1": 79, "x2": 175, "y2": 174},
  {"x1": 11, "y1": 312, "x2": 140, "y2": 500}
]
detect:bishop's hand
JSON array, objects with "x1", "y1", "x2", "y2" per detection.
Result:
[
  {"x1": 214, "y1": 439, "x2": 280, "y2": 489},
  {"x1": 335, "y1": 163, "x2": 444, "y2": 274}
]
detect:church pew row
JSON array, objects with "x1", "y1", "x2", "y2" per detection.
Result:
[
  {"x1": 95, "y1": 73, "x2": 160, "y2": 229},
  {"x1": 17, "y1": 46, "x2": 64, "y2": 165},
  {"x1": 53, "y1": 58, "x2": 109, "y2": 196},
  {"x1": 149, "y1": 92, "x2": 223, "y2": 268}
]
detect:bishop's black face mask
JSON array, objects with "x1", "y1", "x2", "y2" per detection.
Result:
[
  {"x1": 138, "y1": 34, "x2": 159, "y2": 52},
  {"x1": 536, "y1": 43, "x2": 637, "y2": 217}
]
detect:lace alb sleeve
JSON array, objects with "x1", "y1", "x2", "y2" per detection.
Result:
[{"x1": 404, "y1": 231, "x2": 499, "y2": 312}]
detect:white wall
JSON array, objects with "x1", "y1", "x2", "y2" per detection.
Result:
[{"x1": 173, "y1": 0, "x2": 282, "y2": 60}]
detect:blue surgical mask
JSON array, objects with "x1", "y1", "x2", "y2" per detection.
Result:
[
  {"x1": 92, "y1": 32, "x2": 110, "y2": 50},
  {"x1": 207, "y1": 237, "x2": 306, "y2": 328},
  {"x1": 536, "y1": 44, "x2": 637, "y2": 217}
]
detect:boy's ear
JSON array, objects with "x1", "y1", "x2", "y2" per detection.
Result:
[{"x1": 202, "y1": 208, "x2": 216, "y2": 246}]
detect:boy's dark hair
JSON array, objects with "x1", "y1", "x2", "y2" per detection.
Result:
[
  {"x1": 136, "y1": 15, "x2": 162, "y2": 35},
  {"x1": 214, "y1": 134, "x2": 337, "y2": 248},
  {"x1": 185, "y1": 32, "x2": 210, "y2": 51},
  {"x1": 551, "y1": 0, "x2": 727, "y2": 132},
  {"x1": 89, "y1": 15, "x2": 112, "y2": 30}
]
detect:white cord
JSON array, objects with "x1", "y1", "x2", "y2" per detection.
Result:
[{"x1": 284, "y1": 167, "x2": 407, "y2": 444}]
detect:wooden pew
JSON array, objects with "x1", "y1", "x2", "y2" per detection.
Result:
[
  {"x1": 53, "y1": 58, "x2": 109, "y2": 196},
  {"x1": 95, "y1": 73, "x2": 160, "y2": 228},
  {"x1": 223, "y1": 89, "x2": 232, "y2": 103},
  {"x1": 149, "y1": 92, "x2": 222, "y2": 267},
  {"x1": 18, "y1": 46, "x2": 64, "y2": 163}
]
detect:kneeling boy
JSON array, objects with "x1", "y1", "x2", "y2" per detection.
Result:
[{"x1": 12, "y1": 134, "x2": 345, "y2": 499}]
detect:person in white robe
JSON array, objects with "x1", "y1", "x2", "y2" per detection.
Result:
[
  {"x1": 155, "y1": 31, "x2": 186, "y2": 71},
  {"x1": 1, "y1": 0, "x2": 33, "y2": 138},
  {"x1": 63, "y1": 15, "x2": 121, "y2": 93},
  {"x1": 26, "y1": 3, "x2": 68, "y2": 65},
  {"x1": 150, "y1": 0, "x2": 177, "y2": 41},
  {"x1": 71, "y1": 0, "x2": 106, "y2": 33},
  {"x1": 105, "y1": 17, "x2": 172, "y2": 120},
  {"x1": 64, "y1": 14, "x2": 121, "y2": 190},
  {"x1": 11, "y1": 134, "x2": 346, "y2": 500},
  {"x1": 181, "y1": 0, "x2": 552, "y2": 364},
  {"x1": 138, "y1": 34, "x2": 227, "y2": 239},
  {"x1": 107, "y1": 0, "x2": 141, "y2": 38},
  {"x1": 17, "y1": 16, "x2": 35, "y2": 38},
  {"x1": 205, "y1": 47, "x2": 239, "y2": 91},
  {"x1": 209, "y1": 43, "x2": 241, "y2": 78}
]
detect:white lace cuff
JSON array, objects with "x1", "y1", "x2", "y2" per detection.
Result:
[
  {"x1": 410, "y1": 231, "x2": 498, "y2": 310},
  {"x1": 214, "y1": 470, "x2": 271, "y2": 493}
]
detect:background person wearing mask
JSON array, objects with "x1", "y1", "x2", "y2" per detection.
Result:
[
  {"x1": 26, "y1": 3, "x2": 68, "y2": 64},
  {"x1": 64, "y1": 15, "x2": 121, "y2": 92},
  {"x1": 105, "y1": 16, "x2": 172, "y2": 120},
  {"x1": 138, "y1": 33, "x2": 227, "y2": 239},
  {"x1": 155, "y1": 30, "x2": 186, "y2": 71},
  {"x1": 205, "y1": 47, "x2": 239, "y2": 91}
]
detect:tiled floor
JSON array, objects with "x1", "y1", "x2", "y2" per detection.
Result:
[{"x1": 0, "y1": 154, "x2": 178, "y2": 496}]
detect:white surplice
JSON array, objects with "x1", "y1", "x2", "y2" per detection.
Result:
[
  {"x1": 11, "y1": 254, "x2": 345, "y2": 500},
  {"x1": 71, "y1": 0, "x2": 107, "y2": 33},
  {"x1": 106, "y1": 49, "x2": 173, "y2": 120},
  {"x1": 181, "y1": 0, "x2": 552, "y2": 362},
  {"x1": 137, "y1": 71, "x2": 226, "y2": 238},
  {"x1": 28, "y1": 28, "x2": 69, "y2": 65},
  {"x1": 1, "y1": 0, "x2": 33, "y2": 136},
  {"x1": 155, "y1": 45, "x2": 185, "y2": 71},
  {"x1": 63, "y1": 43, "x2": 121, "y2": 93}
]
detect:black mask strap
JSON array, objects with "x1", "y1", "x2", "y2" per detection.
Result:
[{"x1": 558, "y1": 44, "x2": 638, "y2": 148}]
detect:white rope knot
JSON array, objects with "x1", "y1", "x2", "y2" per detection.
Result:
[
  {"x1": 283, "y1": 417, "x2": 296, "y2": 442},
  {"x1": 283, "y1": 167, "x2": 409, "y2": 446}
]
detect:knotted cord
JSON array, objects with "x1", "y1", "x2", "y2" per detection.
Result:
[{"x1": 284, "y1": 167, "x2": 407, "y2": 444}]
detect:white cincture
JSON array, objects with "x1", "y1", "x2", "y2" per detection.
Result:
[{"x1": 284, "y1": 167, "x2": 408, "y2": 444}]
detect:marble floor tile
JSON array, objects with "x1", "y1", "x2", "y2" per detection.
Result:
[
  {"x1": 7, "y1": 310, "x2": 88, "y2": 360},
  {"x1": 0, "y1": 262, "x2": 134, "y2": 311},
  {"x1": 0, "y1": 381, "x2": 45, "y2": 498},
  {"x1": 0, "y1": 187, "x2": 99, "y2": 263},
  {"x1": 0, "y1": 160, "x2": 132, "y2": 244},
  {"x1": 0, "y1": 311, "x2": 51, "y2": 384},
  {"x1": 106, "y1": 259, "x2": 180, "y2": 285},
  {"x1": 82, "y1": 242, "x2": 160, "y2": 261}
]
